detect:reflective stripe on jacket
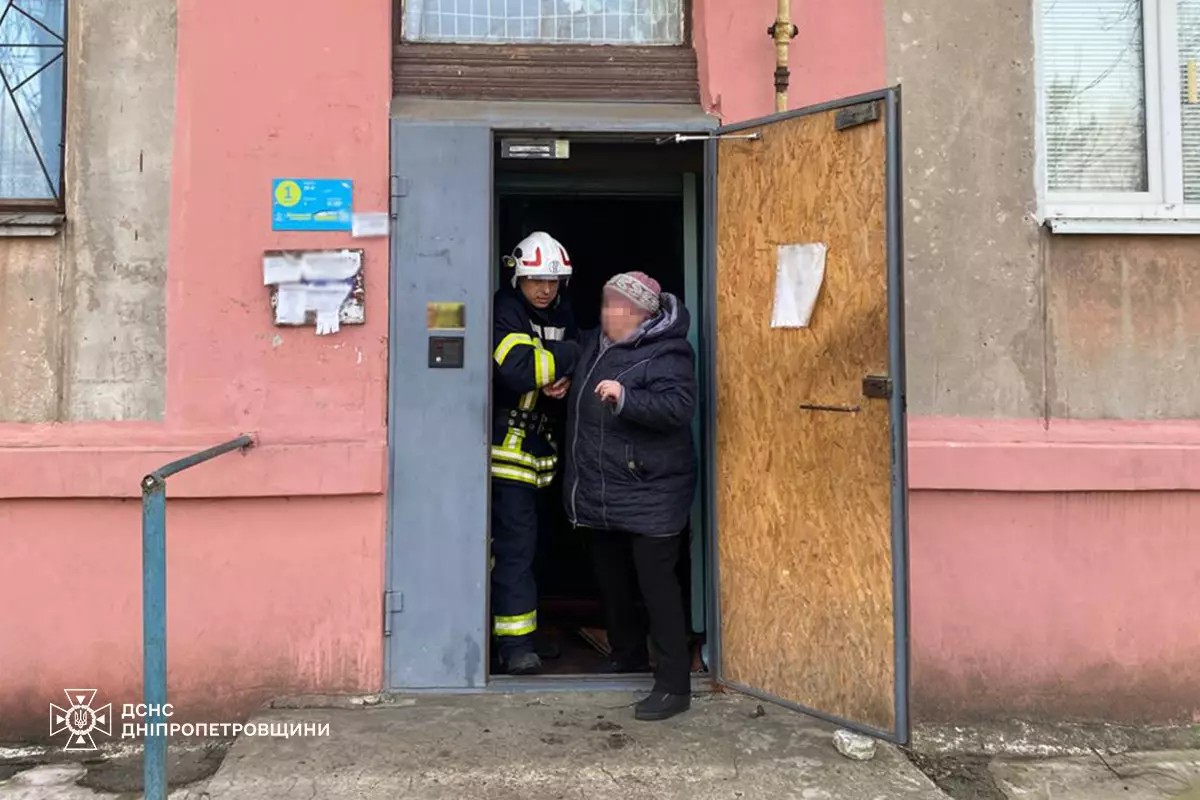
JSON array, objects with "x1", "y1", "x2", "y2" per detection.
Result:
[{"x1": 491, "y1": 287, "x2": 579, "y2": 486}]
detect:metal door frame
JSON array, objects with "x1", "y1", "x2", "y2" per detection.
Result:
[
  {"x1": 700, "y1": 87, "x2": 911, "y2": 743},
  {"x1": 385, "y1": 103, "x2": 717, "y2": 693}
]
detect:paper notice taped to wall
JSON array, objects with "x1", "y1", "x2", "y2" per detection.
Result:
[
  {"x1": 263, "y1": 254, "x2": 303, "y2": 285},
  {"x1": 307, "y1": 282, "x2": 354, "y2": 335},
  {"x1": 352, "y1": 212, "x2": 390, "y2": 238},
  {"x1": 771, "y1": 243, "x2": 827, "y2": 328},
  {"x1": 263, "y1": 249, "x2": 362, "y2": 285},
  {"x1": 274, "y1": 283, "x2": 307, "y2": 325}
]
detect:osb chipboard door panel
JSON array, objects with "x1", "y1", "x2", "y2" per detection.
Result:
[{"x1": 715, "y1": 105, "x2": 896, "y2": 733}]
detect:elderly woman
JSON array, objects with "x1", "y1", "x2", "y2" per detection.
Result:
[{"x1": 563, "y1": 271, "x2": 697, "y2": 721}]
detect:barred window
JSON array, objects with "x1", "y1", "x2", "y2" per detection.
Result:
[
  {"x1": 402, "y1": 0, "x2": 684, "y2": 45},
  {"x1": 0, "y1": 0, "x2": 66, "y2": 205}
]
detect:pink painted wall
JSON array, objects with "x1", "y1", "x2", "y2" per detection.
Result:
[
  {"x1": 163, "y1": 0, "x2": 393, "y2": 704},
  {"x1": 166, "y1": 0, "x2": 391, "y2": 437},
  {"x1": 908, "y1": 418, "x2": 1200, "y2": 724},
  {"x1": 910, "y1": 490, "x2": 1200, "y2": 723},
  {"x1": 6, "y1": 415, "x2": 1198, "y2": 737},
  {"x1": 0, "y1": 497, "x2": 384, "y2": 740},
  {"x1": 693, "y1": 0, "x2": 886, "y2": 123},
  {"x1": 0, "y1": 0, "x2": 393, "y2": 740}
]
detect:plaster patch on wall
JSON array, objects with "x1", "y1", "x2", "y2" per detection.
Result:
[{"x1": 0, "y1": 240, "x2": 61, "y2": 421}]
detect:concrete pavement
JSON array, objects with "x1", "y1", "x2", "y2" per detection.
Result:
[
  {"x1": 9, "y1": 693, "x2": 1196, "y2": 799},
  {"x1": 990, "y1": 750, "x2": 1200, "y2": 800},
  {"x1": 201, "y1": 692, "x2": 947, "y2": 800}
]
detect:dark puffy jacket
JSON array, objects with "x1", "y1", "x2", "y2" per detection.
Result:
[{"x1": 563, "y1": 293, "x2": 697, "y2": 537}]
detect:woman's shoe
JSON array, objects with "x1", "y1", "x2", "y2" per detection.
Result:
[{"x1": 634, "y1": 691, "x2": 690, "y2": 721}]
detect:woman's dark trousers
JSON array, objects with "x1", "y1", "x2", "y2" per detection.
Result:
[{"x1": 589, "y1": 530, "x2": 690, "y2": 695}]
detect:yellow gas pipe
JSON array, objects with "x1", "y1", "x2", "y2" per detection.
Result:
[{"x1": 768, "y1": 0, "x2": 799, "y2": 112}]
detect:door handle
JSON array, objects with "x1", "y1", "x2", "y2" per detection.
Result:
[
  {"x1": 798, "y1": 403, "x2": 860, "y2": 413},
  {"x1": 798, "y1": 374, "x2": 891, "y2": 412}
]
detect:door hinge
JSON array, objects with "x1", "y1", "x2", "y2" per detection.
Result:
[
  {"x1": 835, "y1": 102, "x2": 881, "y2": 131},
  {"x1": 389, "y1": 176, "x2": 409, "y2": 220},
  {"x1": 862, "y1": 374, "x2": 893, "y2": 399},
  {"x1": 383, "y1": 590, "x2": 404, "y2": 637}
]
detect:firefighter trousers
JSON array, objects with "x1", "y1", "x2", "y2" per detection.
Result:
[{"x1": 490, "y1": 479, "x2": 550, "y2": 660}]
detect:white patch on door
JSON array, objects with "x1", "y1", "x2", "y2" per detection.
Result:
[{"x1": 770, "y1": 243, "x2": 827, "y2": 328}]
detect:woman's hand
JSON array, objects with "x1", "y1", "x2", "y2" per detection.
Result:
[
  {"x1": 543, "y1": 377, "x2": 570, "y2": 399},
  {"x1": 595, "y1": 380, "x2": 624, "y2": 405}
]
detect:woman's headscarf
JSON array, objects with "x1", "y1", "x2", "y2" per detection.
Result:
[{"x1": 604, "y1": 271, "x2": 662, "y2": 315}]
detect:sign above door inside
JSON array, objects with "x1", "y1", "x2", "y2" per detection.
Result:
[{"x1": 500, "y1": 138, "x2": 570, "y2": 160}]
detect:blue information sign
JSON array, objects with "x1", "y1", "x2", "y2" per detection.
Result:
[{"x1": 272, "y1": 178, "x2": 353, "y2": 231}]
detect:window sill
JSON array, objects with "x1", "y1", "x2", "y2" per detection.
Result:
[
  {"x1": 0, "y1": 212, "x2": 65, "y2": 237},
  {"x1": 1045, "y1": 217, "x2": 1200, "y2": 235}
]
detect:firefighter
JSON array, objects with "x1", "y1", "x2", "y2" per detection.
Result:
[{"x1": 491, "y1": 231, "x2": 580, "y2": 675}]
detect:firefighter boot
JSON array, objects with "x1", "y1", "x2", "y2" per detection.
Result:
[{"x1": 504, "y1": 650, "x2": 542, "y2": 676}]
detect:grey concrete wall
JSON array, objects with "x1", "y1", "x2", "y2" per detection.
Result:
[
  {"x1": 887, "y1": 0, "x2": 1200, "y2": 421},
  {"x1": 885, "y1": 0, "x2": 1044, "y2": 419},
  {"x1": 1045, "y1": 236, "x2": 1200, "y2": 419},
  {"x1": 0, "y1": 0, "x2": 174, "y2": 422}
]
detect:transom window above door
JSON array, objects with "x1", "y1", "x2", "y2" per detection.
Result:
[{"x1": 401, "y1": 0, "x2": 685, "y2": 45}]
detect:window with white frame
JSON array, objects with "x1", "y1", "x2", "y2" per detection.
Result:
[
  {"x1": 0, "y1": 0, "x2": 66, "y2": 207},
  {"x1": 402, "y1": 0, "x2": 684, "y2": 46},
  {"x1": 1038, "y1": 0, "x2": 1200, "y2": 230}
]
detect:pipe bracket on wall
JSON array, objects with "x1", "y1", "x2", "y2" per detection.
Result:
[{"x1": 768, "y1": 4, "x2": 799, "y2": 113}]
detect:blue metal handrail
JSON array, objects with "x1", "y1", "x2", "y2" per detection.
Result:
[{"x1": 141, "y1": 435, "x2": 254, "y2": 800}]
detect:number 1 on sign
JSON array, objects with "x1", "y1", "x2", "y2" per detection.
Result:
[{"x1": 275, "y1": 180, "x2": 302, "y2": 208}]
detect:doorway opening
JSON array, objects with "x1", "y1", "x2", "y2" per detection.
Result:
[
  {"x1": 490, "y1": 135, "x2": 708, "y2": 681},
  {"x1": 388, "y1": 90, "x2": 907, "y2": 739}
]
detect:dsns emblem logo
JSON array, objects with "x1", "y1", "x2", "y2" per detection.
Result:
[{"x1": 50, "y1": 689, "x2": 112, "y2": 751}]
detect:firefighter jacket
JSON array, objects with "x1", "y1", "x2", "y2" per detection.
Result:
[{"x1": 491, "y1": 285, "x2": 580, "y2": 488}]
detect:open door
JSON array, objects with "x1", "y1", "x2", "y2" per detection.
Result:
[{"x1": 707, "y1": 89, "x2": 909, "y2": 741}]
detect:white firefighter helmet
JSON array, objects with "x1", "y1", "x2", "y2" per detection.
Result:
[{"x1": 505, "y1": 231, "x2": 572, "y2": 287}]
